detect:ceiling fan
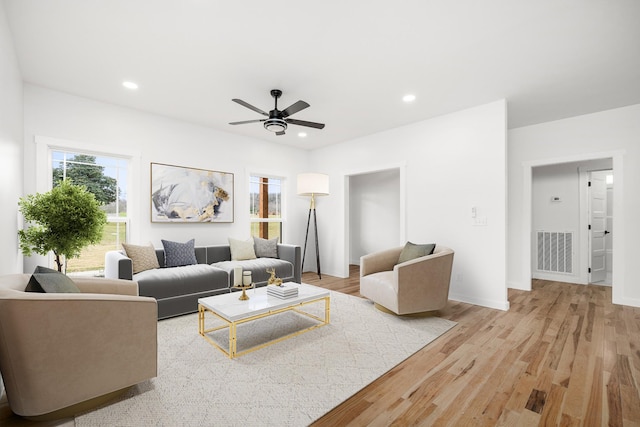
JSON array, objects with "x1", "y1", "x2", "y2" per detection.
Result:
[{"x1": 229, "y1": 89, "x2": 325, "y2": 135}]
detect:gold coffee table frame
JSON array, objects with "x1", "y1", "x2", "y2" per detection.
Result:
[{"x1": 198, "y1": 292, "x2": 330, "y2": 359}]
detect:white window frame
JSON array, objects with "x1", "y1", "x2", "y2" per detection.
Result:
[{"x1": 34, "y1": 136, "x2": 141, "y2": 268}]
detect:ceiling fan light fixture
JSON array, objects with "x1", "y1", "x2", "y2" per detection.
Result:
[{"x1": 264, "y1": 118, "x2": 287, "y2": 133}]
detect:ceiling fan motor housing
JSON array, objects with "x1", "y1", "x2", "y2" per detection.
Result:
[
  {"x1": 264, "y1": 118, "x2": 287, "y2": 132},
  {"x1": 264, "y1": 102, "x2": 287, "y2": 132}
]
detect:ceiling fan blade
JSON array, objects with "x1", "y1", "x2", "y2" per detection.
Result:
[
  {"x1": 281, "y1": 101, "x2": 310, "y2": 118},
  {"x1": 276, "y1": 131, "x2": 286, "y2": 136},
  {"x1": 232, "y1": 99, "x2": 268, "y2": 116},
  {"x1": 286, "y1": 118, "x2": 325, "y2": 129},
  {"x1": 229, "y1": 119, "x2": 265, "y2": 125}
]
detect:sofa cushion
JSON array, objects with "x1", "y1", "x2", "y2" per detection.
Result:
[
  {"x1": 25, "y1": 266, "x2": 81, "y2": 293},
  {"x1": 397, "y1": 242, "x2": 436, "y2": 264},
  {"x1": 134, "y1": 264, "x2": 228, "y2": 299},
  {"x1": 253, "y1": 236, "x2": 279, "y2": 258},
  {"x1": 161, "y1": 239, "x2": 197, "y2": 267},
  {"x1": 211, "y1": 258, "x2": 294, "y2": 285},
  {"x1": 228, "y1": 238, "x2": 257, "y2": 261},
  {"x1": 122, "y1": 242, "x2": 160, "y2": 274}
]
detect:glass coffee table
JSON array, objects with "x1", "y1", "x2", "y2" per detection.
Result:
[{"x1": 198, "y1": 282, "x2": 330, "y2": 359}]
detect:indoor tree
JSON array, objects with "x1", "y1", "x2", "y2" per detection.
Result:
[{"x1": 18, "y1": 180, "x2": 107, "y2": 272}]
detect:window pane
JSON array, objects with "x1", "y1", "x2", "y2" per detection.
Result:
[
  {"x1": 250, "y1": 222, "x2": 282, "y2": 242},
  {"x1": 66, "y1": 221, "x2": 127, "y2": 275},
  {"x1": 52, "y1": 150, "x2": 129, "y2": 276},
  {"x1": 249, "y1": 175, "x2": 283, "y2": 240}
]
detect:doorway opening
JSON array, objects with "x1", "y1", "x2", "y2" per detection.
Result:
[
  {"x1": 344, "y1": 165, "x2": 405, "y2": 276},
  {"x1": 530, "y1": 159, "x2": 613, "y2": 286},
  {"x1": 522, "y1": 151, "x2": 623, "y2": 302},
  {"x1": 348, "y1": 169, "x2": 401, "y2": 264}
]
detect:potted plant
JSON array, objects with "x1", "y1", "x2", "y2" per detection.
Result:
[{"x1": 18, "y1": 180, "x2": 107, "y2": 272}]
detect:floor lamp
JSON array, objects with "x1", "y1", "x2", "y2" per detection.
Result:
[{"x1": 297, "y1": 173, "x2": 329, "y2": 279}]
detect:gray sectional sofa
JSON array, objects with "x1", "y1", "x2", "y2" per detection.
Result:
[{"x1": 105, "y1": 243, "x2": 301, "y2": 319}]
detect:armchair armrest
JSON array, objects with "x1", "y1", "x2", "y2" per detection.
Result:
[
  {"x1": 360, "y1": 247, "x2": 403, "y2": 277},
  {"x1": 394, "y1": 249, "x2": 454, "y2": 310},
  {"x1": 0, "y1": 293, "x2": 157, "y2": 417},
  {"x1": 278, "y1": 244, "x2": 301, "y2": 283},
  {"x1": 395, "y1": 250, "x2": 454, "y2": 289},
  {"x1": 105, "y1": 250, "x2": 133, "y2": 280}
]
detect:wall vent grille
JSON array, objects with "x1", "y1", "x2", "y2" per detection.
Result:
[{"x1": 537, "y1": 231, "x2": 573, "y2": 274}]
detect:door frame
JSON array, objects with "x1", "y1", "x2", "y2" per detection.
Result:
[{"x1": 521, "y1": 150, "x2": 624, "y2": 303}]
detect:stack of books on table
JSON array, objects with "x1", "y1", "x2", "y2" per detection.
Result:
[{"x1": 267, "y1": 283, "x2": 299, "y2": 299}]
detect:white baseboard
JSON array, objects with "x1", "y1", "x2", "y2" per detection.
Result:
[
  {"x1": 508, "y1": 280, "x2": 530, "y2": 291},
  {"x1": 448, "y1": 293, "x2": 510, "y2": 311},
  {"x1": 613, "y1": 295, "x2": 640, "y2": 308},
  {"x1": 532, "y1": 272, "x2": 586, "y2": 285}
]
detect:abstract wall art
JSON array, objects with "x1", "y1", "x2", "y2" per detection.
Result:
[{"x1": 150, "y1": 162, "x2": 234, "y2": 223}]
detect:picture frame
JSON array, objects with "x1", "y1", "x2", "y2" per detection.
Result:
[{"x1": 150, "y1": 162, "x2": 234, "y2": 223}]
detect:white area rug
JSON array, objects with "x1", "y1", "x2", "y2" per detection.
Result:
[{"x1": 75, "y1": 291, "x2": 456, "y2": 426}]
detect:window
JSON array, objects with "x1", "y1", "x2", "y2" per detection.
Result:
[
  {"x1": 249, "y1": 175, "x2": 283, "y2": 241},
  {"x1": 51, "y1": 150, "x2": 129, "y2": 275}
]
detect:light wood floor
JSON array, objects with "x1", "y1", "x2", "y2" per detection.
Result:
[{"x1": 305, "y1": 266, "x2": 640, "y2": 426}]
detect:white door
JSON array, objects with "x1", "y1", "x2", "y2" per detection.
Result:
[{"x1": 589, "y1": 171, "x2": 607, "y2": 283}]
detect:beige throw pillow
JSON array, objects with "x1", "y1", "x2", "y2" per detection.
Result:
[
  {"x1": 122, "y1": 242, "x2": 160, "y2": 274},
  {"x1": 228, "y1": 237, "x2": 257, "y2": 261}
]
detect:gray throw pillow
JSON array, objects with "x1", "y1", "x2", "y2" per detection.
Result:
[
  {"x1": 161, "y1": 238, "x2": 197, "y2": 267},
  {"x1": 397, "y1": 242, "x2": 436, "y2": 264},
  {"x1": 25, "y1": 266, "x2": 81, "y2": 293},
  {"x1": 254, "y1": 236, "x2": 278, "y2": 258}
]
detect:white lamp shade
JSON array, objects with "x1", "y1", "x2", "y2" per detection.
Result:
[{"x1": 297, "y1": 173, "x2": 329, "y2": 196}]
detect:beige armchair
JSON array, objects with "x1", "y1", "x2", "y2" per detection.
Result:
[
  {"x1": 360, "y1": 245, "x2": 454, "y2": 315},
  {"x1": 0, "y1": 274, "x2": 158, "y2": 420}
]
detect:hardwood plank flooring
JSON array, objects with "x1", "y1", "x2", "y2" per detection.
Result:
[{"x1": 305, "y1": 268, "x2": 640, "y2": 426}]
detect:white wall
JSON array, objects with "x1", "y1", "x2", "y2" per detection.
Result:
[
  {"x1": 508, "y1": 103, "x2": 640, "y2": 307},
  {"x1": 0, "y1": 4, "x2": 23, "y2": 276},
  {"x1": 0, "y1": 1, "x2": 23, "y2": 399},
  {"x1": 22, "y1": 85, "x2": 312, "y2": 271},
  {"x1": 349, "y1": 169, "x2": 401, "y2": 264},
  {"x1": 311, "y1": 100, "x2": 509, "y2": 310},
  {"x1": 531, "y1": 159, "x2": 612, "y2": 284}
]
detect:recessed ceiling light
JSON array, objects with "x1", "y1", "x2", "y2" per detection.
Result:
[
  {"x1": 402, "y1": 94, "x2": 416, "y2": 103},
  {"x1": 122, "y1": 81, "x2": 139, "y2": 90},
  {"x1": 298, "y1": 132, "x2": 307, "y2": 138}
]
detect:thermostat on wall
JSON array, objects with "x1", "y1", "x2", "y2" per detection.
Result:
[{"x1": 551, "y1": 196, "x2": 561, "y2": 202}]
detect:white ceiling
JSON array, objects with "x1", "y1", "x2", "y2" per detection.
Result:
[{"x1": 4, "y1": 0, "x2": 640, "y2": 150}]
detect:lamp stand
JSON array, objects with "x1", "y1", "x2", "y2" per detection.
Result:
[{"x1": 302, "y1": 193, "x2": 322, "y2": 279}]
